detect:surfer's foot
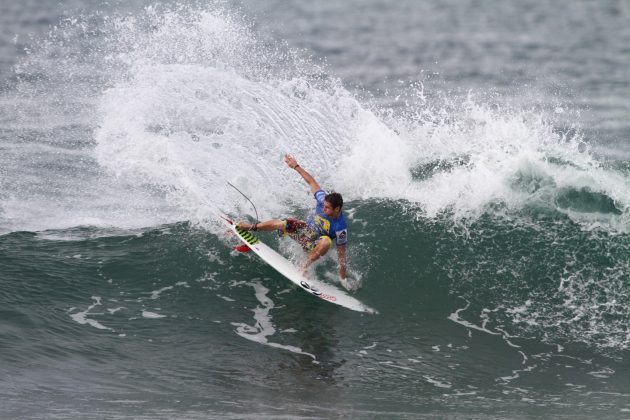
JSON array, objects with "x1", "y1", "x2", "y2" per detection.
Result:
[
  {"x1": 340, "y1": 278, "x2": 359, "y2": 292},
  {"x1": 299, "y1": 263, "x2": 310, "y2": 278},
  {"x1": 237, "y1": 222, "x2": 257, "y2": 231}
]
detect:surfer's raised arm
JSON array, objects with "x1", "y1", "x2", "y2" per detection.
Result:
[
  {"x1": 282, "y1": 154, "x2": 349, "y2": 280},
  {"x1": 284, "y1": 154, "x2": 320, "y2": 193}
]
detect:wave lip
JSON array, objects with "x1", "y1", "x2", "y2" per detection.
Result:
[{"x1": 358, "y1": 96, "x2": 630, "y2": 232}]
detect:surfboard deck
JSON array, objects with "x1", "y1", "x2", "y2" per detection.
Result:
[{"x1": 220, "y1": 215, "x2": 377, "y2": 314}]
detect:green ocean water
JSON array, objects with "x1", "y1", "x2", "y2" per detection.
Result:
[
  {"x1": 3, "y1": 200, "x2": 630, "y2": 417},
  {"x1": 2, "y1": 0, "x2": 630, "y2": 418}
]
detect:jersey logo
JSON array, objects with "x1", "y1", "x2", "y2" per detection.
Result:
[
  {"x1": 314, "y1": 216, "x2": 331, "y2": 234},
  {"x1": 336, "y1": 229, "x2": 348, "y2": 245}
]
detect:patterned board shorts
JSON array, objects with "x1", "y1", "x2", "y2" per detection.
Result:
[{"x1": 280, "y1": 218, "x2": 331, "y2": 251}]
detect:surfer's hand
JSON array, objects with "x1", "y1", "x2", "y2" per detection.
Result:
[{"x1": 284, "y1": 154, "x2": 299, "y2": 170}]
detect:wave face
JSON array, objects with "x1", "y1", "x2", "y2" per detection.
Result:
[{"x1": 2, "y1": 2, "x2": 630, "y2": 418}]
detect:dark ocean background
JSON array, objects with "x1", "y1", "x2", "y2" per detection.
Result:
[{"x1": 2, "y1": 1, "x2": 630, "y2": 418}]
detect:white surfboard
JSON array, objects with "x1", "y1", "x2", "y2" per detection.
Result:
[{"x1": 220, "y1": 215, "x2": 377, "y2": 314}]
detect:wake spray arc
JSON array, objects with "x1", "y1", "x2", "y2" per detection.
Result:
[{"x1": 227, "y1": 181, "x2": 260, "y2": 226}]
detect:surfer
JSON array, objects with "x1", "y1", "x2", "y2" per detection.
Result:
[{"x1": 237, "y1": 154, "x2": 348, "y2": 280}]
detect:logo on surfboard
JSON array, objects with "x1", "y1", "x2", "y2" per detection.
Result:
[
  {"x1": 300, "y1": 280, "x2": 322, "y2": 296},
  {"x1": 301, "y1": 281, "x2": 337, "y2": 301}
]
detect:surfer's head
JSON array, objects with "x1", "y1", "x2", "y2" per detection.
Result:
[{"x1": 323, "y1": 192, "x2": 343, "y2": 218}]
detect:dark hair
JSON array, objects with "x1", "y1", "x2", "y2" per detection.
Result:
[{"x1": 325, "y1": 192, "x2": 343, "y2": 209}]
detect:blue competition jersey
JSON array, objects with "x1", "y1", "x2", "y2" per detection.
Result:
[{"x1": 307, "y1": 190, "x2": 348, "y2": 246}]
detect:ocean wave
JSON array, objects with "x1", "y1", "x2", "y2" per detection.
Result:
[{"x1": 2, "y1": 4, "x2": 629, "y2": 236}]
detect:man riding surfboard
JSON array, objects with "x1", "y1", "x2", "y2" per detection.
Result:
[{"x1": 237, "y1": 154, "x2": 348, "y2": 280}]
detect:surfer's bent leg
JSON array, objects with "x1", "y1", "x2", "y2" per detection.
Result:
[
  {"x1": 313, "y1": 236, "x2": 332, "y2": 257},
  {"x1": 301, "y1": 236, "x2": 333, "y2": 273}
]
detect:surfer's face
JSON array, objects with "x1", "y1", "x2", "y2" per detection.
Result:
[{"x1": 323, "y1": 200, "x2": 341, "y2": 218}]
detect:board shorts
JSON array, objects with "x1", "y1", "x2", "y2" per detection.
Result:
[{"x1": 280, "y1": 218, "x2": 332, "y2": 252}]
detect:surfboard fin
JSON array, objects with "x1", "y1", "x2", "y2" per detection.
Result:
[{"x1": 233, "y1": 244, "x2": 252, "y2": 253}]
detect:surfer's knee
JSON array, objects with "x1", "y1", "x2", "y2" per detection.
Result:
[{"x1": 315, "y1": 236, "x2": 332, "y2": 255}]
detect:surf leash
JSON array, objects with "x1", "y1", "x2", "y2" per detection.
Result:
[{"x1": 226, "y1": 181, "x2": 260, "y2": 227}]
